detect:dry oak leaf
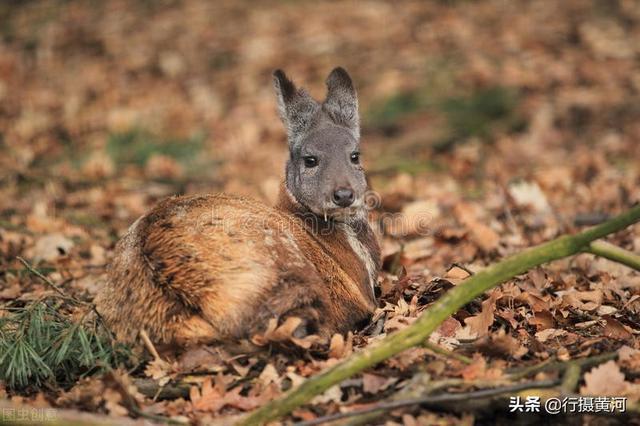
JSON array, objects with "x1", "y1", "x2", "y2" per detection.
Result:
[
  {"x1": 618, "y1": 346, "x2": 640, "y2": 371},
  {"x1": 580, "y1": 360, "x2": 630, "y2": 396},
  {"x1": 144, "y1": 358, "x2": 177, "y2": 386},
  {"x1": 559, "y1": 289, "x2": 603, "y2": 311},
  {"x1": 460, "y1": 354, "x2": 488, "y2": 381},
  {"x1": 464, "y1": 290, "x2": 501, "y2": 337},
  {"x1": 602, "y1": 316, "x2": 633, "y2": 340},
  {"x1": 178, "y1": 346, "x2": 227, "y2": 373},
  {"x1": 258, "y1": 364, "x2": 280, "y2": 387},
  {"x1": 386, "y1": 347, "x2": 430, "y2": 370},
  {"x1": 103, "y1": 388, "x2": 129, "y2": 417},
  {"x1": 385, "y1": 200, "x2": 439, "y2": 237},
  {"x1": 444, "y1": 265, "x2": 472, "y2": 285},
  {"x1": 523, "y1": 293, "x2": 550, "y2": 313},
  {"x1": 362, "y1": 373, "x2": 397, "y2": 395},
  {"x1": 453, "y1": 202, "x2": 500, "y2": 252},
  {"x1": 384, "y1": 314, "x2": 417, "y2": 333},
  {"x1": 496, "y1": 308, "x2": 519, "y2": 329},
  {"x1": 534, "y1": 328, "x2": 568, "y2": 343},
  {"x1": 528, "y1": 309, "x2": 555, "y2": 331},
  {"x1": 190, "y1": 377, "x2": 263, "y2": 413},
  {"x1": 435, "y1": 316, "x2": 463, "y2": 338},
  {"x1": 311, "y1": 385, "x2": 343, "y2": 405},
  {"x1": 484, "y1": 329, "x2": 529, "y2": 359}
]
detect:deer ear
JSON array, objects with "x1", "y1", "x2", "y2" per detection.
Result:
[
  {"x1": 273, "y1": 69, "x2": 319, "y2": 146},
  {"x1": 323, "y1": 67, "x2": 359, "y2": 139}
]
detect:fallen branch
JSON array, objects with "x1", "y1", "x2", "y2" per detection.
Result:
[
  {"x1": 560, "y1": 363, "x2": 581, "y2": 395},
  {"x1": 320, "y1": 352, "x2": 618, "y2": 426},
  {"x1": 134, "y1": 378, "x2": 191, "y2": 400},
  {"x1": 507, "y1": 352, "x2": 618, "y2": 381},
  {"x1": 584, "y1": 240, "x2": 640, "y2": 272},
  {"x1": 240, "y1": 204, "x2": 640, "y2": 425},
  {"x1": 293, "y1": 379, "x2": 559, "y2": 426}
]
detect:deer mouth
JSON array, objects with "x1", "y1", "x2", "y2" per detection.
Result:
[{"x1": 321, "y1": 203, "x2": 364, "y2": 222}]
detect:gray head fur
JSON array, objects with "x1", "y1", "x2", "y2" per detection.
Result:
[{"x1": 273, "y1": 67, "x2": 366, "y2": 221}]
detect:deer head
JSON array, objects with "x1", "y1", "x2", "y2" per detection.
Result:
[{"x1": 273, "y1": 67, "x2": 366, "y2": 221}]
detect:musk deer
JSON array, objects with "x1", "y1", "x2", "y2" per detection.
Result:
[{"x1": 95, "y1": 67, "x2": 381, "y2": 347}]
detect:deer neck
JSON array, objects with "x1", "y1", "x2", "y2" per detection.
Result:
[{"x1": 276, "y1": 183, "x2": 380, "y2": 305}]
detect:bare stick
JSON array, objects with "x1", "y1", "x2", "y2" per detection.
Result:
[
  {"x1": 139, "y1": 329, "x2": 162, "y2": 362},
  {"x1": 507, "y1": 352, "x2": 617, "y2": 381},
  {"x1": 17, "y1": 256, "x2": 72, "y2": 300},
  {"x1": 292, "y1": 379, "x2": 558, "y2": 426}
]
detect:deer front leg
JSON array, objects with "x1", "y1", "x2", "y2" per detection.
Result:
[{"x1": 250, "y1": 270, "x2": 331, "y2": 341}]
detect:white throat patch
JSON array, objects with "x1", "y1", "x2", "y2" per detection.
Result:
[{"x1": 340, "y1": 222, "x2": 377, "y2": 295}]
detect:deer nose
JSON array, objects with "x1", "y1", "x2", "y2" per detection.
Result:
[{"x1": 333, "y1": 188, "x2": 354, "y2": 207}]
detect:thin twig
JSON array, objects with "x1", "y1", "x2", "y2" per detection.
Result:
[
  {"x1": 293, "y1": 379, "x2": 559, "y2": 426},
  {"x1": 450, "y1": 263, "x2": 475, "y2": 276},
  {"x1": 506, "y1": 352, "x2": 617, "y2": 381},
  {"x1": 17, "y1": 256, "x2": 72, "y2": 300},
  {"x1": 506, "y1": 357, "x2": 555, "y2": 380},
  {"x1": 139, "y1": 329, "x2": 163, "y2": 362},
  {"x1": 17, "y1": 256, "x2": 113, "y2": 337}
]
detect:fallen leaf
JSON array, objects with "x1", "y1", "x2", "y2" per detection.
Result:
[
  {"x1": 453, "y1": 202, "x2": 500, "y2": 252},
  {"x1": 311, "y1": 385, "x2": 343, "y2": 405},
  {"x1": 258, "y1": 364, "x2": 280, "y2": 387},
  {"x1": 190, "y1": 376, "x2": 264, "y2": 414},
  {"x1": 362, "y1": 374, "x2": 396, "y2": 394},
  {"x1": 444, "y1": 265, "x2": 472, "y2": 285},
  {"x1": 30, "y1": 233, "x2": 74, "y2": 262},
  {"x1": 435, "y1": 316, "x2": 463, "y2": 338},
  {"x1": 508, "y1": 181, "x2": 551, "y2": 213},
  {"x1": 178, "y1": 347, "x2": 226, "y2": 373},
  {"x1": 464, "y1": 290, "x2": 501, "y2": 337},
  {"x1": 144, "y1": 359, "x2": 176, "y2": 386},
  {"x1": 602, "y1": 316, "x2": 633, "y2": 340},
  {"x1": 560, "y1": 289, "x2": 603, "y2": 311},
  {"x1": 479, "y1": 329, "x2": 528, "y2": 359},
  {"x1": 528, "y1": 310, "x2": 555, "y2": 330},
  {"x1": 618, "y1": 346, "x2": 640, "y2": 371},
  {"x1": 535, "y1": 328, "x2": 567, "y2": 343},
  {"x1": 580, "y1": 360, "x2": 629, "y2": 396},
  {"x1": 460, "y1": 354, "x2": 487, "y2": 381}
]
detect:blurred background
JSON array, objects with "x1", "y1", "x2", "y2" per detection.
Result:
[{"x1": 1, "y1": 0, "x2": 640, "y2": 290}]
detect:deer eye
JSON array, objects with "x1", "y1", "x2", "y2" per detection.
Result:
[
  {"x1": 303, "y1": 156, "x2": 318, "y2": 168},
  {"x1": 350, "y1": 152, "x2": 360, "y2": 164}
]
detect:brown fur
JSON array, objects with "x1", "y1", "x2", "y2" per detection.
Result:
[
  {"x1": 96, "y1": 67, "x2": 381, "y2": 347},
  {"x1": 95, "y1": 188, "x2": 380, "y2": 345}
]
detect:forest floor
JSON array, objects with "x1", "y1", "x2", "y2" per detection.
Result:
[{"x1": 1, "y1": 0, "x2": 640, "y2": 424}]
